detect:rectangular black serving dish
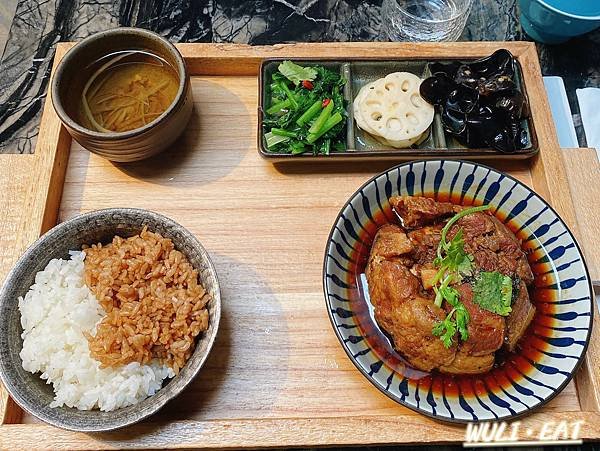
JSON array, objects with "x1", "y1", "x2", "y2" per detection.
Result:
[{"x1": 257, "y1": 57, "x2": 539, "y2": 162}]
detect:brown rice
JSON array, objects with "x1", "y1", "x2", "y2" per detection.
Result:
[{"x1": 83, "y1": 227, "x2": 210, "y2": 374}]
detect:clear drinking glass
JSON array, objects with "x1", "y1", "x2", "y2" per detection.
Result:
[{"x1": 382, "y1": 0, "x2": 473, "y2": 42}]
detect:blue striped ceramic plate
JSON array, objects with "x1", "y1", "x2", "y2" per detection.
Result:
[{"x1": 323, "y1": 160, "x2": 593, "y2": 423}]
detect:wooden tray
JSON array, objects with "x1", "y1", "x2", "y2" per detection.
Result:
[{"x1": 1, "y1": 42, "x2": 599, "y2": 449}]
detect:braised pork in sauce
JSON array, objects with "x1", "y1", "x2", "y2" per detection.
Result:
[{"x1": 365, "y1": 196, "x2": 535, "y2": 374}]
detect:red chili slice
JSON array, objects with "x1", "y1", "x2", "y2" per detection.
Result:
[
  {"x1": 302, "y1": 80, "x2": 314, "y2": 90},
  {"x1": 322, "y1": 98, "x2": 331, "y2": 107}
]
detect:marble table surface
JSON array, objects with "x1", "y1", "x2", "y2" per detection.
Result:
[{"x1": 0, "y1": 0, "x2": 599, "y2": 154}]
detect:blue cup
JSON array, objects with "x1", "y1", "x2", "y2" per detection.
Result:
[{"x1": 518, "y1": 0, "x2": 600, "y2": 44}]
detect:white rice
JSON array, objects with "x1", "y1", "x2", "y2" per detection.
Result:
[{"x1": 18, "y1": 251, "x2": 174, "y2": 411}]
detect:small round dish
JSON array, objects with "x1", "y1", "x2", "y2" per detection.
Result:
[
  {"x1": 0, "y1": 209, "x2": 220, "y2": 431},
  {"x1": 51, "y1": 28, "x2": 193, "y2": 162},
  {"x1": 323, "y1": 160, "x2": 593, "y2": 423}
]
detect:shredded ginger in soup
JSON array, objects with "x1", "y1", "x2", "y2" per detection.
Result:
[{"x1": 78, "y1": 50, "x2": 179, "y2": 133}]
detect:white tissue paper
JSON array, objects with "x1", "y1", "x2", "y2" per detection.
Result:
[
  {"x1": 544, "y1": 77, "x2": 578, "y2": 148},
  {"x1": 576, "y1": 88, "x2": 600, "y2": 162}
]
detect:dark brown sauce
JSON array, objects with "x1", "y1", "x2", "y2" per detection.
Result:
[{"x1": 347, "y1": 193, "x2": 557, "y2": 398}]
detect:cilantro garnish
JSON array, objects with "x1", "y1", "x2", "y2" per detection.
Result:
[
  {"x1": 432, "y1": 205, "x2": 491, "y2": 308},
  {"x1": 430, "y1": 204, "x2": 491, "y2": 348},
  {"x1": 432, "y1": 284, "x2": 470, "y2": 348},
  {"x1": 431, "y1": 229, "x2": 473, "y2": 291},
  {"x1": 472, "y1": 271, "x2": 513, "y2": 316},
  {"x1": 436, "y1": 204, "x2": 492, "y2": 262}
]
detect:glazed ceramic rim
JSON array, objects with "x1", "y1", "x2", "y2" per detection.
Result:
[
  {"x1": 322, "y1": 159, "x2": 594, "y2": 423},
  {"x1": 533, "y1": 0, "x2": 600, "y2": 20},
  {"x1": 51, "y1": 28, "x2": 188, "y2": 140},
  {"x1": 0, "y1": 208, "x2": 221, "y2": 431},
  {"x1": 388, "y1": 0, "x2": 472, "y2": 24}
]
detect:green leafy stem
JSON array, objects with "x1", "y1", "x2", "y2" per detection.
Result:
[{"x1": 431, "y1": 205, "x2": 491, "y2": 348}]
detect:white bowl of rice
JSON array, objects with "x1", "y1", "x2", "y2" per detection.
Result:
[{"x1": 0, "y1": 209, "x2": 221, "y2": 431}]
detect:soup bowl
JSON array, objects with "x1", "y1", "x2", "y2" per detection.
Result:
[
  {"x1": 518, "y1": 0, "x2": 600, "y2": 44},
  {"x1": 51, "y1": 28, "x2": 193, "y2": 162}
]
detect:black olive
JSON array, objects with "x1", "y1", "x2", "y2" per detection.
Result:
[{"x1": 419, "y1": 73, "x2": 457, "y2": 106}]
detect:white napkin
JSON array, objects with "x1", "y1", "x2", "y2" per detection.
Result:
[
  {"x1": 543, "y1": 77, "x2": 578, "y2": 148},
  {"x1": 576, "y1": 88, "x2": 600, "y2": 162}
]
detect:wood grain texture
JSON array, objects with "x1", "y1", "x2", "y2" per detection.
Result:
[
  {"x1": 517, "y1": 43, "x2": 600, "y2": 412},
  {"x1": 177, "y1": 41, "x2": 534, "y2": 75},
  {"x1": 562, "y1": 148, "x2": 600, "y2": 282},
  {"x1": 3, "y1": 412, "x2": 600, "y2": 450},
  {"x1": 519, "y1": 45, "x2": 576, "y2": 229},
  {"x1": 0, "y1": 154, "x2": 34, "y2": 425},
  {"x1": 564, "y1": 148, "x2": 600, "y2": 412},
  {"x1": 54, "y1": 41, "x2": 534, "y2": 76},
  {"x1": 0, "y1": 42, "x2": 598, "y2": 447},
  {"x1": 0, "y1": 43, "x2": 71, "y2": 426}
]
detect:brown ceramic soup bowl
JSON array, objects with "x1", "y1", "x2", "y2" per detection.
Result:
[{"x1": 51, "y1": 27, "x2": 192, "y2": 162}]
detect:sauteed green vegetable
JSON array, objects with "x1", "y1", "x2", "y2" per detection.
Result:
[{"x1": 263, "y1": 61, "x2": 347, "y2": 155}]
